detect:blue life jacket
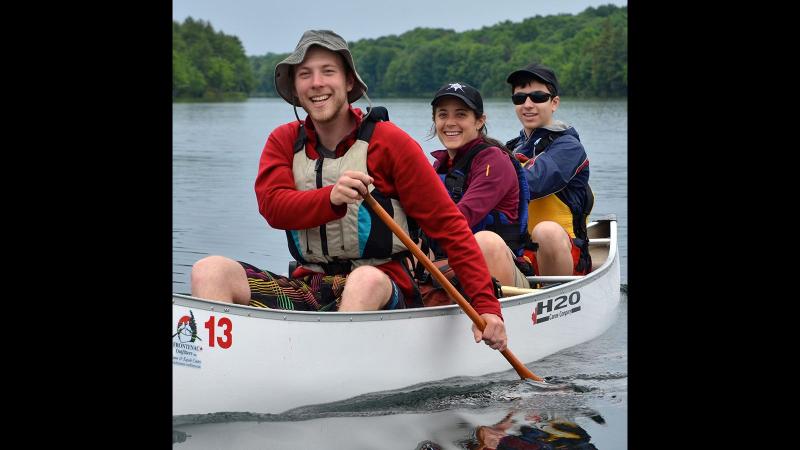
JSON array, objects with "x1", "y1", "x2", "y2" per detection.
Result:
[
  {"x1": 507, "y1": 129, "x2": 594, "y2": 274},
  {"x1": 437, "y1": 142, "x2": 532, "y2": 257}
]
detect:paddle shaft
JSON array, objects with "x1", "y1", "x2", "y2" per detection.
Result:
[
  {"x1": 500, "y1": 285, "x2": 543, "y2": 296},
  {"x1": 362, "y1": 192, "x2": 542, "y2": 381}
]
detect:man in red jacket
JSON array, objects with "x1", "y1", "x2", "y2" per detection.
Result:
[{"x1": 191, "y1": 30, "x2": 507, "y2": 351}]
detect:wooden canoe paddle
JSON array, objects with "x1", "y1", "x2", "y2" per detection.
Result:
[
  {"x1": 500, "y1": 286, "x2": 542, "y2": 296},
  {"x1": 362, "y1": 191, "x2": 543, "y2": 381}
]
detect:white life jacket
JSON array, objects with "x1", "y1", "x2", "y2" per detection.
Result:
[{"x1": 286, "y1": 107, "x2": 414, "y2": 274}]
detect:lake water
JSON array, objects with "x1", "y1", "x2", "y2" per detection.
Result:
[{"x1": 173, "y1": 97, "x2": 627, "y2": 448}]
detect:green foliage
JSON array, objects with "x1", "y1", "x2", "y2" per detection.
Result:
[
  {"x1": 176, "y1": 5, "x2": 627, "y2": 100},
  {"x1": 249, "y1": 53, "x2": 290, "y2": 97},
  {"x1": 357, "y1": 4, "x2": 627, "y2": 98},
  {"x1": 172, "y1": 17, "x2": 255, "y2": 101}
]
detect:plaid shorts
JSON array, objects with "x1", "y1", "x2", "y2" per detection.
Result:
[{"x1": 238, "y1": 261, "x2": 405, "y2": 311}]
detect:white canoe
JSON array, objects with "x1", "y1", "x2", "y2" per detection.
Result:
[{"x1": 172, "y1": 215, "x2": 620, "y2": 416}]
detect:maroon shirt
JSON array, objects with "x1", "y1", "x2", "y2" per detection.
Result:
[{"x1": 431, "y1": 138, "x2": 520, "y2": 228}]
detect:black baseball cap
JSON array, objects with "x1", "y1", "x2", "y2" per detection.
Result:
[
  {"x1": 430, "y1": 82, "x2": 483, "y2": 115},
  {"x1": 506, "y1": 63, "x2": 560, "y2": 96}
]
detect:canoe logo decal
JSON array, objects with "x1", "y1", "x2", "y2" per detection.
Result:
[
  {"x1": 173, "y1": 310, "x2": 203, "y2": 343},
  {"x1": 532, "y1": 291, "x2": 581, "y2": 325},
  {"x1": 173, "y1": 310, "x2": 203, "y2": 369}
]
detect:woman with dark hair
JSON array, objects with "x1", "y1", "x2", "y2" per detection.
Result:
[{"x1": 421, "y1": 82, "x2": 532, "y2": 294}]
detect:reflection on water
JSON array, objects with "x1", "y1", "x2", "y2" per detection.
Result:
[
  {"x1": 458, "y1": 410, "x2": 601, "y2": 450},
  {"x1": 172, "y1": 406, "x2": 616, "y2": 449}
]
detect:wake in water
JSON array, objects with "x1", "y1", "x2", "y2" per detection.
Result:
[
  {"x1": 174, "y1": 371, "x2": 625, "y2": 426},
  {"x1": 173, "y1": 346, "x2": 627, "y2": 448}
]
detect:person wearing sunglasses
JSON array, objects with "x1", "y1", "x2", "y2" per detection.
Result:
[
  {"x1": 505, "y1": 63, "x2": 595, "y2": 278},
  {"x1": 416, "y1": 81, "x2": 533, "y2": 304}
]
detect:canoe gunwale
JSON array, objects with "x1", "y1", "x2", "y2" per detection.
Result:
[{"x1": 172, "y1": 218, "x2": 617, "y2": 323}]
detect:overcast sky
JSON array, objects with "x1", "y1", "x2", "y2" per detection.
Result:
[{"x1": 173, "y1": 0, "x2": 627, "y2": 56}]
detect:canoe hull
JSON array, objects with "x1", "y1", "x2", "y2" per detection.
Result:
[{"x1": 173, "y1": 218, "x2": 620, "y2": 416}]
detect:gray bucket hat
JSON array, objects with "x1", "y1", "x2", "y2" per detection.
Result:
[{"x1": 274, "y1": 29, "x2": 368, "y2": 105}]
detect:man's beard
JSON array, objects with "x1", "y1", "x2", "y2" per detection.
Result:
[{"x1": 301, "y1": 92, "x2": 348, "y2": 124}]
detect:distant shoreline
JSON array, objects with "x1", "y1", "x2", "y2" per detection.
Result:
[{"x1": 173, "y1": 94, "x2": 628, "y2": 103}]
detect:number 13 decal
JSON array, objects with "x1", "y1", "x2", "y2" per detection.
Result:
[{"x1": 204, "y1": 316, "x2": 233, "y2": 349}]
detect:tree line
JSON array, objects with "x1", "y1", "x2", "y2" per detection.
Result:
[
  {"x1": 174, "y1": 4, "x2": 626, "y2": 101},
  {"x1": 173, "y1": 18, "x2": 255, "y2": 100}
]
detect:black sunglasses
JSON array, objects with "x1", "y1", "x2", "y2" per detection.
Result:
[{"x1": 511, "y1": 91, "x2": 554, "y2": 105}]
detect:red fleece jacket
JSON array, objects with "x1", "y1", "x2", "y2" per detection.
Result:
[{"x1": 254, "y1": 107, "x2": 502, "y2": 319}]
